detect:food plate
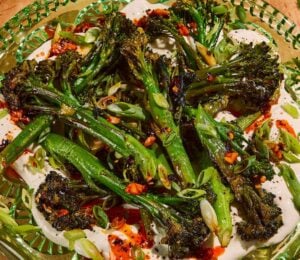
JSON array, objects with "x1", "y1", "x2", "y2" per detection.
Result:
[{"x1": 0, "y1": 0, "x2": 300, "y2": 259}]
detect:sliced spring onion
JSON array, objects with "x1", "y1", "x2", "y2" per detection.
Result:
[
  {"x1": 53, "y1": 23, "x2": 62, "y2": 43},
  {"x1": 200, "y1": 199, "x2": 219, "y2": 233},
  {"x1": 21, "y1": 189, "x2": 32, "y2": 210},
  {"x1": 26, "y1": 147, "x2": 47, "y2": 174},
  {"x1": 107, "y1": 102, "x2": 146, "y2": 120},
  {"x1": 236, "y1": 6, "x2": 246, "y2": 22},
  {"x1": 153, "y1": 93, "x2": 169, "y2": 109},
  {"x1": 280, "y1": 129, "x2": 300, "y2": 154},
  {"x1": 158, "y1": 164, "x2": 171, "y2": 190},
  {"x1": 282, "y1": 151, "x2": 300, "y2": 163},
  {"x1": 84, "y1": 27, "x2": 101, "y2": 43},
  {"x1": 196, "y1": 168, "x2": 213, "y2": 187},
  {"x1": 59, "y1": 31, "x2": 86, "y2": 45},
  {"x1": 78, "y1": 238, "x2": 104, "y2": 260},
  {"x1": 102, "y1": 195, "x2": 118, "y2": 210},
  {"x1": 235, "y1": 111, "x2": 261, "y2": 131},
  {"x1": 48, "y1": 156, "x2": 62, "y2": 169},
  {"x1": 177, "y1": 188, "x2": 206, "y2": 199},
  {"x1": 107, "y1": 82, "x2": 127, "y2": 96},
  {"x1": 0, "y1": 201, "x2": 9, "y2": 214},
  {"x1": 212, "y1": 5, "x2": 228, "y2": 15},
  {"x1": 281, "y1": 103, "x2": 299, "y2": 119},
  {"x1": 278, "y1": 164, "x2": 300, "y2": 211},
  {"x1": 195, "y1": 123, "x2": 218, "y2": 138},
  {"x1": 64, "y1": 229, "x2": 86, "y2": 250},
  {"x1": 12, "y1": 224, "x2": 40, "y2": 235},
  {"x1": 0, "y1": 108, "x2": 8, "y2": 120},
  {"x1": 0, "y1": 210, "x2": 18, "y2": 227},
  {"x1": 92, "y1": 206, "x2": 109, "y2": 229}
]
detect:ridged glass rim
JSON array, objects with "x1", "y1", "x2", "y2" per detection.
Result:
[{"x1": 0, "y1": 0, "x2": 299, "y2": 61}]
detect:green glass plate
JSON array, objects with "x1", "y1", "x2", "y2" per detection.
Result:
[{"x1": 0, "y1": 0, "x2": 299, "y2": 259}]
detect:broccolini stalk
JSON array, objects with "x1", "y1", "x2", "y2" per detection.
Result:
[
  {"x1": 203, "y1": 167, "x2": 234, "y2": 247},
  {"x1": 1, "y1": 52, "x2": 160, "y2": 182},
  {"x1": 121, "y1": 30, "x2": 196, "y2": 186},
  {"x1": 31, "y1": 87, "x2": 158, "y2": 182},
  {"x1": 73, "y1": 12, "x2": 136, "y2": 94},
  {"x1": 171, "y1": 0, "x2": 227, "y2": 49},
  {"x1": 42, "y1": 133, "x2": 210, "y2": 258},
  {"x1": 144, "y1": 15, "x2": 203, "y2": 70},
  {"x1": 278, "y1": 164, "x2": 300, "y2": 212},
  {"x1": 195, "y1": 104, "x2": 283, "y2": 241},
  {"x1": 0, "y1": 115, "x2": 52, "y2": 174},
  {"x1": 186, "y1": 43, "x2": 281, "y2": 113}
]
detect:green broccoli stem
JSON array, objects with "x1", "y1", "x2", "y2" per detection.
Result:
[
  {"x1": 278, "y1": 164, "x2": 300, "y2": 212},
  {"x1": 74, "y1": 46, "x2": 115, "y2": 94},
  {"x1": 142, "y1": 75, "x2": 196, "y2": 186},
  {"x1": 187, "y1": 5, "x2": 205, "y2": 44},
  {"x1": 43, "y1": 134, "x2": 209, "y2": 258},
  {"x1": 43, "y1": 133, "x2": 179, "y2": 222},
  {"x1": 0, "y1": 115, "x2": 52, "y2": 174},
  {"x1": 207, "y1": 18, "x2": 225, "y2": 49},
  {"x1": 30, "y1": 87, "x2": 158, "y2": 180},
  {"x1": 209, "y1": 167, "x2": 234, "y2": 247},
  {"x1": 186, "y1": 81, "x2": 245, "y2": 99},
  {"x1": 185, "y1": 106, "x2": 247, "y2": 156},
  {"x1": 195, "y1": 104, "x2": 282, "y2": 241},
  {"x1": 73, "y1": 15, "x2": 121, "y2": 94},
  {"x1": 151, "y1": 19, "x2": 203, "y2": 70}
]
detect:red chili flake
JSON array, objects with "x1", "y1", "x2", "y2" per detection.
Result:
[
  {"x1": 245, "y1": 112, "x2": 272, "y2": 133},
  {"x1": 97, "y1": 14, "x2": 106, "y2": 26},
  {"x1": 74, "y1": 22, "x2": 95, "y2": 33},
  {"x1": 144, "y1": 136, "x2": 156, "y2": 147},
  {"x1": 224, "y1": 151, "x2": 239, "y2": 164},
  {"x1": 49, "y1": 39, "x2": 78, "y2": 57},
  {"x1": 0, "y1": 101, "x2": 7, "y2": 109},
  {"x1": 57, "y1": 209, "x2": 69, "y2": 217},
  {"x1": 107, "y1": 115, "x2": 121, "y2": 125},
  {"x1": 10, "y1": 110, "x2": 30, "y2": 124},
  {"x1": 125, "y1": 183, "x2": 147, "y2": 195},
  {"x1": 10, "y1": 110, "x2": 22, "y2": 123},
  {"x1": 146, "y1": 8, "x2": 170, "y2": 18},
  {"x1": 276, "y1": 119, "x2": 297, "y2": 138},
  {"x1": 177, "y1": 23, "x2": 189, "y2": 36},
  {"x1": 111, "y1": 217, "x2": 126, "y2": 229},
  {"x1": 207, "y1": 73, "x2": 215, "y2": 82},
  {"x1": 188, "y1": 21, "x2": 198, "y2": 31},
  {"x1": 4, "y1": 167, "x2": 22, "y2": 181},
  {"x1": 213, "y1": 246, "x2": 225, "y2": 258},
  {"x1": 44, "y1": 25, "x2": 56, "y2": 38},
  {"x1": 133, "y1": 16, "x2": 148, "y2": 28}
]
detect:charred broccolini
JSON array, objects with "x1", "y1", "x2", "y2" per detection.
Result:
[
  {"x1": 43, "y1": 133, "x2": 210, "y2": 258},
  {"x1": 186, "y1": 42, "x2": 282, "y2": 113},
  {"x1": 121, "y1": 29, "x2": 196, "y2": 186},
  {"x1": 1, "y1": 49, "x2": 163, "y2": 184},
  {"x1": 194, "y1": 105, "x2": 282, "y2": 240}
]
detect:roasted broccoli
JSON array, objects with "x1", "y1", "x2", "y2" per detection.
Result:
[
  {"x1": 43, "y1": 133, "x2": 210, "y2": 258},
  {"x1": 186, "y1": 43, "x2": 282, "y2": 114},
  {"x1": 121, "y1": 29, "x2": 196, "y2": 186},
  {"x1": 194, "y1": 104, "x2": 282, "y2": 241}
]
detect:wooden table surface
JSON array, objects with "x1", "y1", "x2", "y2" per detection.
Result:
[{"x1": 0, "y1": 0, "x2": 300, "y2": 27}]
